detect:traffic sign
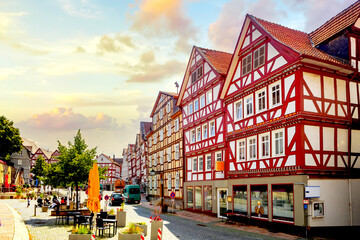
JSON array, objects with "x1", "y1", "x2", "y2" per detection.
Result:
[
  {"x1": 104, "y1": 195, "x2": 109, "y2": 201},
  {"x1": 170, "y1": 192, "x2": 175, "y2": 199},
  {"x1": 303, "y1": 199, "x2": 309, "y2": 205},
  {"x1": 85, "y1": 190, "x2": 88, "y2": 195}
]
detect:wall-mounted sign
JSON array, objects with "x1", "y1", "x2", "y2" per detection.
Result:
[
  {"x1": 305, "y1": 186, "x2": 320, "y2": 198},
  {"x1": 312, "y1": 201, "x2": 324, "y2": 218}
]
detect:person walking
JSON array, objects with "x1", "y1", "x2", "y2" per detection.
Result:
[{"x1": 27, "y1": 198, "x2": 30, "y2": 208}]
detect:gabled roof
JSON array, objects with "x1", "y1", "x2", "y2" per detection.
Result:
[
  {"x1": 197, "y1": 47, "x2": 232, "y2": 75},
  {"x1": 22, "y1": 137, "x2": 38, "y2": 154},
  {"x1": 310, "y1": 1, "x2": 360, "y2": 46},
  {"x1": 140, "y1": 121, "x2": 152, "y2": 140},
  {"x1": 98, "y1": 153, "x2": 120, "y2": 166},
  {"x1": 150, "y1": 91, "x2": 178, "y2": 117},
  {"x1": 251, "y1": 15, "x2": 347, "y2": 66}
]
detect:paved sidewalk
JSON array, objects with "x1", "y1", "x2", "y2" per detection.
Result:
[{"x1": 0, "y1": 202, "x2": 29, "y2": 240}]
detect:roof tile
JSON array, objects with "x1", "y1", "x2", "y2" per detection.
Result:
[{"x1": 198, "y1": 47, "x2": 232, "y2": 75}]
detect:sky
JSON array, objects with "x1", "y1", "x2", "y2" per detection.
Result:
[{"x1": 0, "y1": 0, "x2": 357, "y2": 157}]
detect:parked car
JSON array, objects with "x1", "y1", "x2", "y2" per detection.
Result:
[
  {"x1": 122, "y1": 185, "x2": 141, "y2": 204},
  {"x1": 109, "y1": 193, "x2": 124, "y2": 206}
]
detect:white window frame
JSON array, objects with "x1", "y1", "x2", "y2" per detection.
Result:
[
  {"x1": 167, "y1": 102, "x2": 171, "y2": 113},
  {"x1": 153, "y1": 114, "x2": 157, "y2": 124},
  {"x1": 191, "y1": 130, "x2": 196, "y2": 143},
  {"x1": 175, "y1": 143, "x2": 179, "y2": 160},
  {"x1": 167, "y1": 147, "x2": 171, "y2": 162},
  {"x1": 206, "y1": 90, "x2": 212, "y2": 104},
  {"x1": 200, "y1": 95, "x2": 205, "y2": 108},
  {"x1": 245, "y1": 94, "x2": 254, "y2": 117},
  {"x1": 206, "y1": 154, "x2": 212, "y2": 171},
  {"x1": 209, "y1": 121, "x2": 215, "y2": 137},
  {"x1": 154, "y1": 153, "x2": 157, "y2": 165},
  {"x1": 154, "y1": 132, "x2": 157, "y2": 144},
  {"x1": 259, "y1": 133, "x2": 270, "y2": 158},
  {"x1": 256, "y1": 88, "x2": 267, "y2": 113},
  {"x1": 194, "y1": 99, "x2": 199, "y2": 112},
  {"x1": 193, "y1": 157, "x2": 198, "y2": 172},
  {"x1": 175, "y1": 119, "x2": 179, "y2": 132},
  {"x1": 189, "y1": 103, "x2": 194, "y2": 114},
  {"x1": 175, "y1": 172, "x2": 180, "y2": 190},
  {"x1": 168, "y1": 173, "x2": 172, "y2": 190},
  {"x1": 154, "y1": 177, "x2": 157, "y2": 190},
  {"x1": 237, "y1": 139, "x2": 246, "y2": 162},
  {"x1": 167, "y1": 124, "x2": 171, "y2": 137},
  {"x1": 203, "y1": 124, "x2": 208, "y2": 139},
  {"x1": 216, "y1": 151, "x2": 222, "y2": 162},
  {"x1": 160, "y1": 150, "x2": 164, "y2": 164},
  {"x1": 269, "y1": 81, "x2": 281, "y2": 107},
  {"x1": 160, "y1": 109, "x2": 163, "y2": 119},
  {"x1": 272, "y1": 128, "x2": 285, "y2": 156},
  {"x1": 234, "y1": 99, "x2": 243, "y2": 121},
  {"x1": 160, "y1": 129, "x2": 163, "y2": 141},
  {"x1": 248, "y1": 136, "x2": 257, "y2": 160},
  {"x1": 197, "y1": 127, "x2": 201, "y2": 142},
  {"x1": 198, "y1": 156, "x2": 203, "y2": 171}
]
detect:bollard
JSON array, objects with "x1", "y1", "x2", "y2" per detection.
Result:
[
  {"x1": 34, "y1": 204, "x2": 36, "y2": 216},
  {"x1": 141, "y1": 234, "x2": 145, "y2": 240},
  {"x1": 157, "y1": 228, "x2": 162, "y2": 240},
  {"x1": 91, "y1": 234, "x2": 96, "y2": 240}
]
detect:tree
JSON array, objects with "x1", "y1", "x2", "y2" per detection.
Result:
[
  {"x1": 30, "y1": 155, "x2": 49, "y2": 182},
  {"x1": 0, "y1": 116, "x2": 22, "y2": 161},
  {"x1": 56, "y1": 130, "x2": 97, "y2": 210},
  {"x1": 98, "y1": 166, "x2": 108, "y2": 181}
]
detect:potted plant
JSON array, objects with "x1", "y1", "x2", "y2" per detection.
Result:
[
  {"x1": 118, "y1": 222, "x2": 143, "y2": 240},
  {"x1": 69, "y1": 226, "x2": 92, "y2": 240},
  {"x1": 150, "y1": 215, "x2": 163, "y2": 240},
  {"x1": 135, "y1": 222, "x2": 147, "y2": 236},
  {"x1": 116, "y1": 202, "x2": 126, "y2": 227}
]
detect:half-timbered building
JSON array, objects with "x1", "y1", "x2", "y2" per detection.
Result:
[
  {"x1": 148, "y1": 92, "x2": 184, "y2": 208},
  {"x1": 177, "y1": 46, "x2": 232, "y2": 215},
  {"x1": 220, "y1": 2, "x2": 360, "y2": 227},
  {"x1": 30, "y1": 148, "x2": 52, "y2": 168},
  {"x1": 139, "y1": 121, "x2": 152, "y2": 193},
  {"x1": 96, "y1": 153, "x2": 121, "y2": 191}
]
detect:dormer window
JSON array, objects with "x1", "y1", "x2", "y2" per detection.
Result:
[{"x1": 254, "y1": 45, "x2": 265, "y2": 69}]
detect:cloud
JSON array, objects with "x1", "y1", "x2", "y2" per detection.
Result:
[
  {"x1": 96, "y1": 33, "x2": 136, "y2": 55},
  {"x1": 74, "y1": 46, "x2": 86, "y2": 53},
  {"x1": 129, "y1": 0, "x2": 197, "y2": 53},
  {"x1": 20, "y1": 107, "x2": 119, "y2": 130},
  {"x1": 57, "y1": 0, "x2": 102, "y2": 18},
  {"x1": 115, "y1": 34, "x2": 135, "y2": 48},
  {"x1": 208, "y1": 0, "x2": 286, "y2": 52}
]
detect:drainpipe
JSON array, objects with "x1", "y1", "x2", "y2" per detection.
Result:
[{"x1": 348, "y1": 179, "x2": 353, "y2": 226}]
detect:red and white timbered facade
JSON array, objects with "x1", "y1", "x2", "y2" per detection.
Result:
[
  {"x1": 177, "y1": 46, "x2": 232, "y2": 213},
  {"x1": 96, "y1": 153, "x2": 121, "y2": 190},
  {"x1": 30, "y1": 148, "x2": 52, "y2": 168}
]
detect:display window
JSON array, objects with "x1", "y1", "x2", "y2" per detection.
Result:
[
  {"x1": 195, "y1": 186, "x2": 202, "y2": 210},
  {"x1": 272, "y1": 184, "x2": 294, "y2": 222},
  {"x1": 250, "y1": 185, "x2": 268, "y2": 218},
  {"x1": 204, "y1": 186, "x2": 212, "y2": 212},
  {"x1": 187, "y1": 187, "x2": 193, "y2": 209},
  {"x1": 233, "y1": 185, "x2": 247, "y2": 215}
]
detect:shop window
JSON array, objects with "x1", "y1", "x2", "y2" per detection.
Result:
[
  {"x1": 187, "y1": 187, "x2": 193, "y2": 208},
  {"x1": 251, "y1": 185, "x2": 268, "y2": 218},
  {"x1": 233, "y1": 185, "x2": 247, "y2": 215},
  {"x1": 204, "y1": 186, "x2": 212, "y2": 211},
  {"x1": 195, "y1": 186, "x2": 202, "y2": 210},
  {"x1": 272, "y1": 185, "x2": 294, "y2": 222}
]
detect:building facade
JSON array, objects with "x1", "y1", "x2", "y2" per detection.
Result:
[{"x1": 96, "y1": 153, "x2": 121, "y2": 191}]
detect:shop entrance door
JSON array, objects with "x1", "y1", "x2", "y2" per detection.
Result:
[{"x1": 217, "y1": 188, "x2": 228, "y2": 218}]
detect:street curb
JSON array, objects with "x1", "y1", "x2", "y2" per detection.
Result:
[{"x1": 5, "y1": 203, "x2": 30, "y2": 240}]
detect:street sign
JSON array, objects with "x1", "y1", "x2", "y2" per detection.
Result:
[
  {"x1": 170, "y1": 192, "x2": 175, "y2": 199},
  {"x1": 171, "y1": 198, "x2": 175, "y2": 203},
  {"x1": 85, "y1": 190, "x2": 88, "y2": 195},
  {"x1": 104, "y1": 195, "x2": 109, "y2": 201},
  {"x1": 303, "y1": 199, "x2": 309, "y2": 204}
]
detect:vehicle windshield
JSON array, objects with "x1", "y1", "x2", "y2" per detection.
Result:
[
  {"x1": 112, "y1": 194, "x2": 122, "y2": 198},
  {"x1": 129, "y1": 188, "x2": 140, "y2": 194}
]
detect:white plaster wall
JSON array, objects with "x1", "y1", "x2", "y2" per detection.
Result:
[
  {"x1": 305, "y1": 125, "x2": 320, "y2": 150},
  {"x1": 337, "y1": 79, "x2": 347, "y2": 102},
  {"x1": 324, "y1": 77, "x2": 335, "y2": 100},
  {"x1": 337, "y1": 129, "x2": 348, "y2": 152},
  {"x1": 350, "y1": 179, "x2": 360, "y2": 225},
  {"x1": 303, "y1": 72, "x2": 321, "y2": 98},
  {"x1": 323, "y1": 127, "x2": 334, "y2": 151},
  {"x1": 351, "y1": 130, "x2": 360, "y2": 154}
]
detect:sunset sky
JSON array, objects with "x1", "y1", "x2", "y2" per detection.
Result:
[{"x1": 0, "y1": 0, "x2": 356, "y2": 157}]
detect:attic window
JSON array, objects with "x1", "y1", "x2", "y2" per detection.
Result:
[
  {"x1": 254, "y1": 45, "x2": 265, "y2": 69},
  {"x1": 191, "y1": 66, "x2": 203, "y2": 84},
  {"x1": 197, "y1": 66, "x2": 203, "y2": 79},
  {"x1": 242, "y1": 53, "x2": 252, "y2": 76}
]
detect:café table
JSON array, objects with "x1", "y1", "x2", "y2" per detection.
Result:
[{"x1": 102, "y1": 218, "x2": 117, "y2": 236}]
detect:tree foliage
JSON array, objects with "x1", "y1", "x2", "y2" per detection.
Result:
[
  {"x1": 0, "y1": 115, "x2": 22, "y2": 160},
  {"x1": 30, "y1": 155, "x2": 49, "y2": 181},
  {"x1": 98, "y1": 166, "x2": 108, "y2": 181}
]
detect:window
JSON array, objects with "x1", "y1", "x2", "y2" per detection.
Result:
[
  {"x1": 175, "y1": 172, "x2": 180, "y2": 190},
  {"x1": 150, "y1": 177, "x2": 152, "y2": 189},
  {"x1": 254, "y1": 45, "x2": 265, "y2": 69},
  {"x1": 187, "y1": 187, "x2": 193, "y2": 208},
  {"x1": 175, "y1": 143, "x2": 179, "y2": 159},
  {"x1": 206, "y1": 154, "x2": 212, "y2": 170},
  {"x1": 198, "y1": 156, "x2": 203, "y2": 171},
  {"x1": 160, "y1": 151, "x2": 164, "y2": 164},
  {"x1": 197, "y1": 127, "x2": 201, "y2": 141},
  {"x1": 160, "y1": 130, "x2": 163, "y2": 141},
  {"x1": 193, "y1": 157, "x2": 198, "y2": 172},
  {"x1": 211, "y1": 123, "x2": 218, "y2": 139},
  {"x1": 242, "y1": 53, "x2": 252, "y2": 76},
  {"x1": 238, "y1": 140, "x2": 246, "y2": 161},
  {"x1": 160, "y1": 109, "x2": 163, "y2": 119},
  {"x1": 167, "y1": 124, "x2": 171, "y2": 136},
  {"x1": 154, "y1": 177, "x2": 157, "y2": 190},
  {"x1": 153, "y1": 114, "x2": 157, "y2": 124},
  {"x1": 206, "y1": 90, "x2": 212, "y2": 104},
  {"x1": 216, "y1": 152, "x2": 222, "y2": 162},
  {"x1": 272, "y1": 185, "x2": 294, "y2": 222},
  {"x1": 194, "y1": 99, "x2": 199, "y2": 112},
  {"x1": 271, "y1": 83, "x2": 281, "y2": 106},
  {"x1": 168, "y1": 173, "x2": 172, "y2": 190},
  {"x1": 154, "y1": 153, "x2": 157, "y2": 165},
  {"x1": 245, "y1": 95, "x2": 253, "y2": 117},
  {"x1": 189, "y1": 103, "x2": 194, "y2": 114},
  {"x1": 18, "y1": 159, "x2": 22, "y2": 165},
  {"x1": 233, "y1": 186, "x2": 247, "y2": 214},
  {"x1": 260, "y1": 134, "x2": 270, "y2": 158},
  {"x1": 235, "y1": 100, "x2": 243, "y2": 121},
  {"x1": 191, "y1": 71, "x2": 197, "y2": 84},
  {"x1": 200, "y1": 95, "x2": 205, "y2": 108},
  {"x1": 203, "y1": 124, "x2": 208, "y2": 139},
  {"x1": 257, "y1": 90, "x2": 266, "y2": 112},
  {"x1": 197, "y1": 65, "x2": 203, "y2": 79},
  {"x1": 204, "y1": 186, "x2": 212, "y2": 211},
  {"x1": 251, "y1": 185, "x2": 268, "y2": 218},
  {"x1": 174, "y1": 119, "x2": 179, "y2": 132},
  {"x1": 167, "y1": 102, "x2": 171, "y2": 113},
  {"x1": 248, "y1": 137, "x2": 257, "y2": 159},
  {"x1": 167, "y1": 147, "x2": 171, "y2": 162},
  {"x1": 154, "y1": 133, "x2": 157, "y2": 144},
  {"x1": 273, "y1": 129, "x2": 284, "y2": 156},
  {"x1": 191, "y1": 130, "x2": 196, "y2": 143},
  {"x1": 195, "y1": 186, "x2": 202, "y2": 210},
  {"x1": 149, "y1": 155, "x2": 152, "y2": 167}
]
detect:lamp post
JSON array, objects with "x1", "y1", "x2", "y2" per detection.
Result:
[{"x1": 160, "y1": 173, "x2": 164, "y2": 207}]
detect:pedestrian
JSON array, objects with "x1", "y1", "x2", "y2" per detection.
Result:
[{"x1": 27, "y1": 198, "x2": 30, "y2": 208}]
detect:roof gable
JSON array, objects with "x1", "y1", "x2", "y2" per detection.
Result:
[{"x1": 150, "y1": 91, "x2": 178, "y2": 117}]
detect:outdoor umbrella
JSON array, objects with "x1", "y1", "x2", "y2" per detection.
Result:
[{"x1": 87, "y1": 163, "x2": 101, "y2": 230}]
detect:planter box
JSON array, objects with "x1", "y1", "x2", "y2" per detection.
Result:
[
  {"x1": 118, "y1": 233, "x2": 142, "y2": 240},
  {"x1": 68, "y1": 234, "x2": 92, "y2": 240},
  {"x1": 108, "y1": 214, "x2": 116, "y2": 219},
  {"x1": 150, "y1": 220, "x2": 163, "y2": 240},
  {"x1": 116, "y1": 211, "x2": 126, "y2": 227},
  {"x1": 60, "y1": 205, "x2": 67, "y2": 210},
  {"x1": 42, "y1": 206, "x2": 48, "y2": 212},
  {"x1": 135, "y1": 224, "x2": 147, "y2": 236}
]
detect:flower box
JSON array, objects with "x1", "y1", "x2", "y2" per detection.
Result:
[
  {"x1": 150, "y1": 220, "x2": 163, "y2": 240},
  {"x1": 135, "y1": 224, "x2": 147, "y2": 236},
  {"x1": 68, "y1": 234, "x2": 92, "y2": 240},
  {"x1": 117, "y1": 211, "x2": 126, "y2": 227},
  {"x1": 41, "y1": 206, "x2": 48, "y2": 212},
  {"x1": 118, "y1": 233, "x2": 142, "y2": 240}
]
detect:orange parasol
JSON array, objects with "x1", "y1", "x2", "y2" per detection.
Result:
[{"x1": 87, "y1": 163, "x2": 101, "y2": 213}]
